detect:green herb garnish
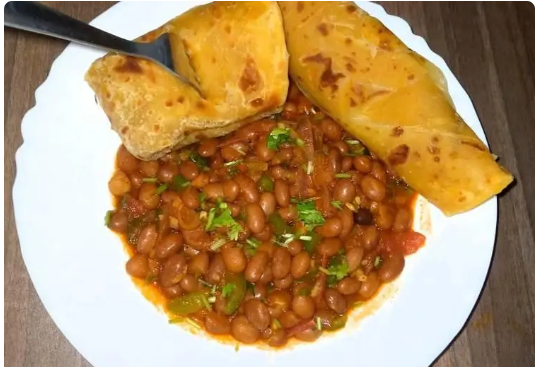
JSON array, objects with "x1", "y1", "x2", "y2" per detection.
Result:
[
  {"x1": 315, "y1": 317, "x2": 322, "y2": 330},
  {"x1": 210, "y1": 238, "x2": 228, "y2": 252},
  {"x1": 374, "y1": 255, "x2": 383, "y2": 268},
  {"x1": 245, "y1": 238, "x2": 261, "y2": 256},
  {"x1": 267, "y1": 127, "x2": 292, "y2": 151},
  {"x1": 206, "y1": 205, "x2": 243, "y2": 241},
  {"x1": 155, "y1": 184, "x2": 168, "y2": 195},
  {"x1": 292, "y1": 198, "x2": 325, "y2": 230},
  {"x1": 331, "y1": 200, "x2": 344, "y2": 210},
  {"x1": 224, "y1": 160, "x2": 242, "y2": 167},
  {"x1": 320, "y1": 255, "x2": 349, "y2": 281},
  {"x1": 172, "y1": 175, "x2": 190, "y2": 191},
  {"x1": 272, "y1": 318, "x2": 282, "y2": 330},
  {"x1": 334, "y1": 173, "x2": 351, "y2": 179},
  {"x1": 104, "y1": 210, "x2": 113, "y2": 226},
  {"x1": 142, "y1": 177, "x2": 158, "y2": 183},
  {"x1": 189, "y1": 151, "x2": 209, "y2": 170}
]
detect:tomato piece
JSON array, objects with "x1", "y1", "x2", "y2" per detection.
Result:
[{"x1": 380, "y1": 231, "x2": 426, "y2": 255}]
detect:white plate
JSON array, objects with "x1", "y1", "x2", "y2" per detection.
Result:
[{"x1": 13, "y1": 2, "x2": 497, "y2": 367}]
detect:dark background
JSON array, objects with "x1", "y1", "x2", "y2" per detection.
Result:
[{"x1": 4, "y1": 2, "x2": 534, "y2": 366}]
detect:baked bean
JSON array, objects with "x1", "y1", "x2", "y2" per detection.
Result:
[
  {"x1": 253, "y1": 283, "x2": 267, "y2": 299},
  {"x1": 296, "y1": 328, "x2": 322, "y2": 342},
  {"x1": 341, "y1": 156, "x2": 353, "y2": 172},
  {"x1": 273, "y1": 274, "x2": 293, "y2": 289},
  {"x1": 291, "y1": 251, "x2": 311, "y2": 279},
  {"x1": 331, "y1": 141, "x2": 349, "y2": 155},
  {"x1": 374, "y1": 204, "x2": 395, "y2": 230},
  {"x1": 292, "y1": 295, "x2": 315, "y2": 319},
  {"x1": 274, "y1": 179, "x2": 290, "y2": 207},
  {"x1": 322, "y1": 118, "x2": 343, "y2": 141},
  {"x1": 328, "y1": 148, "x2": 342, "y2": 174},
  {"x1": 231, "y1": 315, "x2": 260, "y2": 344},
  {"x1": 126, "y1": 254, "x2": 149, "y2": 279},
  {"x1": 316, "y1": 217, "x2": 343, "y2": 238},
  {"x1": 260, "y1": 265, "x2": 274, "y2": 284},
  {"x1": 354, "y1": 208, "x2": 373, "y2": 225},
  {"x1": 393, "y1": 207, "x2": 412, "y2": 232},
  {"x1": 359, "y1": 271, "x2": 380, "y2": 299},
  {"x1": 317, "y1": 238, "x2": 342, "y2": 257},
  {"x1": 108, "y1": 171, "x2": 131, "y2": 196},
  {"x1": 245, "y1": 298, "x2": 270, "y2": 331},
  {"x1": 267, "y1": 290, "x2": 292, "y2": 318},
  {"x1": 148, "y1": 258, "x2": 160, "y2": 276},
  {"x1": 346, "y1": 247, "x2": 364, "y2": 271},
  {"x1": 259, "y1": 192, "x2": 277, "y2": 216},
  {"x1": 203, "y1": 183, "x2": 224, "y2": 200},
  {"x1": 139, "y1": 160, "x2": 159, "y2": 177},
  {"x1": 245, "y1": 251, "x2": 268, "y2": 282},
  {"x1": 205, "y1": 312, "x2": 230, "y2": 335},
  {"x1": 221, "y1": 245, "x2": 247, "y2": 274},
  {"x1": 158, "y1": 162, "x2": 178, "y2": 183},
  {"x1": 314, "y1": 309, "x2": 336, "y2": 330},
  {"x1": 191, "y1": 172, "x2": 210, "y2": 189},
  {"x1": 179, "y1": 274, "x2": 199, "y2": 292},
  {"x1": 162, "y1": 284, "x2": 183, "y2": 299},
  {"x1": 360, "y1": 175, "x2": 386, "y2": 202},
  {"x1": 213, "y1": 295, "x2": 228, "y2": 314},
  {"x1": 188, "y1": 252, "x2": 209, "y2": 276},
  {"x1": 378, "y1": 252, "x2": 405, "y2": 283},
  {"x1": 179, "y1": 161, "x2": 199, "y2": 180},
  {"x1": 181, "y1": 186, "x2": 200, "y2": 209},
  {"x1": 227, "y1": 203, "x2": 241, "y2": 218},
  {"x1": 271, "y1": 166, "x2": 287, "y2": 180},
  {"x1": 109, "y1": 211, "x2": 128, "y2": 232},
  {"x1": 278, "y1": 205, "x2": 298, "y2": 222},
  {"x1": 222, "y1": 179, "x2": 240, "y2": 202},
  {"x1": 278, "y1": 310, "x2": 301, "y2": 329},
  {"x1": 257, "y1": 241, "x2": 275, "y2": 257},
  {"x1": 209, "y1": 153, "x2": 224, "y2": 169},
  {"x1": 361, "y1": 225, "x2": 379, "y2": 250},
  {"x1": 137, "y1": 224, "x2": 157, "y2": 254},
  {"x1": 370, "y1": 161, "x2": 387, "y2": 182},
  {"x1": 333, "y1": 179, "x2": 356, "y2": 203},
  {"x1": 324, "y1": 288, "x2": 347, "y2": 314},
  {"x1": 161, "y1": 190, "x2": 178, "y2": 204},
  {"x1": 246, "y1": 203, "x2": 266, "y2": 233},
  {"x1": 267, "y1": 328, "x2": 288, "y2": 347},
  {"x1": 160, "y1": 254, "x2": 186, "y2": 287},
  {"x1": 255, "y1": 137, "x2": 275, "y2": 161},
  {"x1": 138, "y1": 182, "x2": 160, "y2": 209},
  {"x1": 272, "y1": 247, "x2": 291, "y2": 279},
  {"x1": 338, "y1": 207, "x2": 355, "y2": 239},
  {"x1": 117, "y1": 145, "x2": 139, "y2": 172},
  {"x1": 287, "y1": 240, "x2": 303, "y2": 256},
  {"x1": 234, "y1": 175, "x2": 259, "y2": 203},
  {"x1": 182, "y1": 227, "x2": 211, "y2": 251},
  {"x1": 337, "y1": 277, "x2": 361, "y2": 295},
  {"x1": 198, "y1": 138, "x2": 218, "y2": 157},
  {"x1": 129, "y1": 171, "x2": 144, "y2": 189},
  {"x1": 156, "y1": 233, "x2": 184, "y2": 259},
  {"x1": 353, "y1": 155, "x2": 373, "y2": 174},
  {"x1": 206, "y1": 254, "x2": 225, "y2": 284},
  {"x1": 183, "y1": 246, "x2": 200, "y2": 258},
  {"x1": 254, "y1": 224, "x2": 273, "y2": 241}
]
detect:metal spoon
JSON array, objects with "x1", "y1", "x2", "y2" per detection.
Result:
[{"x1": 4, "y1": 1, "x2": 204, "y2": 97}]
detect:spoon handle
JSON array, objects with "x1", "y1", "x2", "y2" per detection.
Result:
[{"x1": 4, "y1": 1, "x2": 144, "y2": 56}]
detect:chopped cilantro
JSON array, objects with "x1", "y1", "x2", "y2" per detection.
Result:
[
  {"x1": 224, "y1": 160, "x2": 242, "y2": 167},
  {"x1": 272, "y1": 318, "x2": 282, "y2": 330},
  {"x1": 172, "y1": 175, "x2": 190, "y2": 191},
  {"x1": 315, "y1": 317, "x2": 322, "y2": 330},
  {"x1": 142, "y1": 177, "x2": 158, "y2": 183},
  {"x1": 292, "y1": 198, "x2": 325, "y2": 230},
  {"x1": 246, "y1": 238, "x2": 261, "y2": 254},
  {"x1": 320, "y1": 254, "x2": 349, "y2": 280},
  {"x1": 267, "y1": 127, "x2": 292, "y2": 151},
  {"x1": 374, "y1": 255, "x2": 383, "y2": 268},
  {"x1": 331, "y1": 200, "x2": 344, "y2": 210},
  {"x1": 189, "y1": 151, "x2": 209, "y2": 170},
  {"x1": 104, "y1": 210, "x2": 113, "y2": 226},
  {"x1": 210, "y1": 238, "x2": 228, "y2": 252},
  {"x1": 155, "y1": 184, "x2": 168, "y2": 195},
  {"x1": 206, "y1": 204, "x2": 243, "y2": 241},
  {"x1": 221, "y1": 283, "x2": 236, "y2": 297},
  {"x1": 334, "y1": 173, "x2": 351, "y2": 178}
]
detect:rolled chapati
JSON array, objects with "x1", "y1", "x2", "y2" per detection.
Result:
[{"x1": 279, "y1": 1, "x2": 513, "y2": 215}]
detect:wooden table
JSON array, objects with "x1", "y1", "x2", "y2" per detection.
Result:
[{"x1": 4, "y1": 2, "x2": 534, "y2": 366}]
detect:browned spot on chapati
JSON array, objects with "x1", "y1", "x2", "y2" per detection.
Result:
[
  {"x1": 196, "y1": 101, "x2": 205, "y2": 109},
  {"x1": 345, "y1": 38, "x2": 353, "y2": 45},
  {"x1": 391, "y1": 126, "x2": 404, "y2": 137},
  {"x1": 458, "y1": 196, "x2": 466, "y2": 202},
  {"x1": 350, "y1": 98, "x2": 357, "y2": 107},
  {"x1": 388, "y1": 145, "x2": 410, "y2": 165},
  {"x1": 177, "y1": 97, "x2": 185, "y2": 104},
  {"x1": 115, "y1": 56, "x2": 143, "y2": 74},
  {"x1": 428, "y1": 145, "x2": 440, "y2": 155},
  {"x1": 297, "y1": 1, "x2": 304, "y2": 12},
  {"x1": 153, "y1": 124, "x2": 160, "y2": 132},
  {"x1": 346, "y1": 4, "x2": 357, "y2": 12},
  {"x1": 432, "y1": 135, "x2": 440, "y2": 143},
  {"x1": 433, "y1": 156, "x2": 441, "y2": 163},
  {"x1": 303, "y1": 53, "x2": 345, "y2": 90},
  {"x1": 408, "y1": 74, "x2": 415, "y2": 80},
  {"x1": 317, "y1": 23, "x2": 329, "y2": 36},
  {"x1": 165, "y1": 101, "x2": 173, "y2": 107},
  {"x1": 413, "y1": 151, "x2": 421, "y2": 159},
  {"x1": 239, "y1": 58, "x2": 261, "y2": 93},
  {"x1": 250, "y1": 98, "x2": 264, "y2": 107},
  {"x1": 121, "y1": 126, "x2": 129, "y2": 135},
  {"x1": 224, "y1": 25, "x2": 231, "y2": 34},
  {"x1": 346, "y1": 63, "x2": 355, "y2": 72}
]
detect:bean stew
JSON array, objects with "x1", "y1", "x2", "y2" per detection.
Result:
[{"x1": 106, "y1": 84, "x2": 426, "y2": 347}]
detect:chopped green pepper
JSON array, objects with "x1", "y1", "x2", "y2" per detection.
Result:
[
  {"x1": 104, "y1": 210, "x2": 113, "y2": 226},
  {"x1": 269, "y1": 212, "x2": 290, "y2": 236},
  {"x1": 172, "y1": 175, "x2": 190, "y2": 191},
  {"x1": 329, "y1": 314, "x2": 348, "y2": 331},
  {"x1": 301, "y1": 231, "x2": 321, "y2": 253},
  {"x1": 257, "y1": 175, "x2": 274, "y2": 192},
  {"x1": 167, "y1": 290, "x2": 210, "y2": 315},
  {"x1": 224, "y1": 272, "x2": 247, "y2": 315}
]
